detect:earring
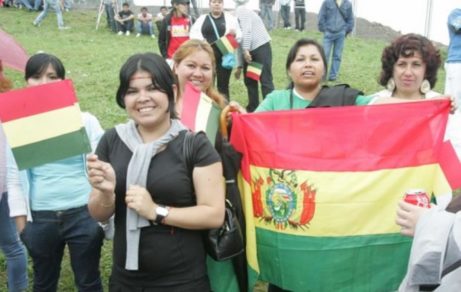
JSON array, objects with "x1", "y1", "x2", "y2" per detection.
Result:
[
  {"x1": 386, "y1": 78, "x2": 395, "y2": 92},
  {"x1": 420, "y1": 79, "x2": 431, "y2": 94}
]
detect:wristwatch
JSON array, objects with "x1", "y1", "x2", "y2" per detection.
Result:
[{"x1": 153, "y1": 205, "x2": 169, "y2": 225}]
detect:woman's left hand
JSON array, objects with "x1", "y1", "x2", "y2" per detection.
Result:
[
  {"x1": 395, "y1": 200, "x2": 429, "y2": 237},
  {"x1": 125, "y1": 185, "x2": 156, "y2": 220}
]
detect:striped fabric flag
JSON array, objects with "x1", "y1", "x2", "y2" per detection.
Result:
[
  {"x1": 230, "y1": 100, "x2": 461, "y2": 291},
  {"x1": 215, "y1": 34, "x2": 239, "y2": 55},
  {"x1": 180, "y1": 82, "x2": 222, "y2": 145},
  {"x1": 0, "y1": 80, "x2": 91, "y2": 170},
  {"x1": 246, "y1": 62, "x2": 262, "y2": 81}
]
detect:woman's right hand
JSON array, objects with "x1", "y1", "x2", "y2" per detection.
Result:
[{"x1": 87, "y1": 154, "x2": 116, "y2": 194}]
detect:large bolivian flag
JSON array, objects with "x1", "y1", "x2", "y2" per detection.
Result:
[
  {"x1": 0, "y1": 80, "x2": 91, "y2": 170},
  {"x1": 230, "y1": 100, "x2": 461, "y2": 291}
]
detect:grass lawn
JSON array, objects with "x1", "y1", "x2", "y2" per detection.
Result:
[{"x1": 0, "y1": 6, "x2": 448, "y2": 292}]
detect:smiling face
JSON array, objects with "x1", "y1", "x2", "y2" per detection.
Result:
[
  {"x1": 123, "y1": 70, "x2": 172, "y2": 134},
  {"x1": 174, "y1": 49, "x2": 213, "y2": 93},
  {"x1": 26, "y1": 64, "x2": 62, "y2": 87},
  {"x1": 288, "y1": 44, "x2": 325, "y2": 90},
  {"x1": 392, "y1": 51, "x2": 426, "y2": 98},
  {"x1": 174, "y1": 2, "x2": 189, "y2": 16}
]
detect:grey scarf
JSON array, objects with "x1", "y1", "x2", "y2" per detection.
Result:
[{"x1": 115, "y1": 119, "x2": 186, "y2": 270}]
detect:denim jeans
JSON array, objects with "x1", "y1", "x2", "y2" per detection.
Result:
[
  {"x1": 0, "y1": 193, "x2": 28, "y2": 292},
  {"x1": 243, "y1": 42, "x2": 274, "y2": 112},
  {"x1": 117, "y1": 20, "x2": 134, "y2": 33},
  {"x1": 280, "y1": 5, "x2": 291, "y2": 28},
  {"x1": 294, "y1": 7, "x2": 305, "y2": 31},
  {"x1": 104, "y1": 3, "x2": 116, "y2": 32},
  {"x1": 34, "y1": 0, "x2": 64, "y2": 28},
  {"x1": 21, "y1": 205, "x2": 104, "y2": 292},
  {"x1": 136, "y1": 20, "x2": 153, "y2": 35},
  {"x1": 322, "y1": 30, "x2": 346, "y2": 80},
  {"x1": 260, "y1": 3, "x2": 273, "y2": 30}
]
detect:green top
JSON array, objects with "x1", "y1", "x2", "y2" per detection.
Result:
[{"x1": 255, "y1": 89, "x2": 373, "y2": 112}]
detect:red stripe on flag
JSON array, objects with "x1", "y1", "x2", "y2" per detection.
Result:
[
  {"x1": 180, "y1": 82, "x2": 201, "y2": 131},
  {"x1": 246, "y1": 72, "x2": 261, "y2": 81},
  {"x1": 231, "y1": 100, "x2": 450, "y2": 173},
  {"x1": 0, "y1": 80, "x2": 77, "y2": 122},
  {"x1": 226, "y1": 34, "x2": 239, "y2": 49},
  {"x1": 439, "y1": 141, "x2": 461, "y2": 189}
]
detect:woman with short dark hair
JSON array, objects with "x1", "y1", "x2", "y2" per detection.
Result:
[{"x1": 87, "y1": 52, "x2": 225, "y2": 291}]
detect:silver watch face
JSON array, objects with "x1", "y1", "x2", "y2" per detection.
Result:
[{"x1": 156, "y1": 206, "x2": 169, "y2": 217}]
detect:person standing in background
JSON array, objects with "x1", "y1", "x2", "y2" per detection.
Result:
[
  {"x1": 234, "y1": 0, "x2": 274, "y2": 112},
  {"x1": 158, "y1": 0, "x2": 193, "y2": 61},
  {"x1": 294, "y1": 0, "x2": 305, "y2": 31},
  {"x1": 318, "y1": 0, "x2": 354, "y2": 81},
  {"x1": 445, "y1": 8, "x2": 461, "y2": 113},
  {"x1": 189, "y1": 0, "x2": 242, "y2": 99},
  {"x1": 33, "y1": 0, "x2": 70, "y2": 30},
  {"x1": 0, "y1": 60, "x2": 28, "y2": 292},
  {"x1": 104, "y1": 0, "x2": 117, "y2": 33},
  {"x1": 259, "y1": 0, "x2": 274, "y2": 31},
  {"x1": 155, "y1": 6, "x2": 169, "y2": 35},
  {"x1": 279, "y1": 0, "x2": 291, "y2": 29}
]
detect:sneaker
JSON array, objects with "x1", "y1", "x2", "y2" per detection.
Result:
[
  {"x1": 151, "y1": 34, "x2": 156, "y2": 39},
  {"x1": 117, "y1": 31, "x2": 123, "y2": 36},
  {"x1": 58, "y1": 26, "x2": 70, "y2": 30},
  {"x1": 125, "y1": 31, "x2": 130, "y2": 36},
  {"x1": 33, "y1": 21, "x2": 39, "y2": 27},
  {"x1": 136, "y1": 33, "x2": 141, "y2": 37}
]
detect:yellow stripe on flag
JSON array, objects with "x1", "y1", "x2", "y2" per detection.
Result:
[
  {"x1": 221, "y1": 37, "x2": 234, "y2": 53},
  {"x1": 250, "y1": 164, "x2": 450, "y2": 237},
  {"x1": 194, "y1": 92, "x2": 214, "y2": 132},
  {"x1": 3, "y1": 104, "x2": 83, "y2": 148}
]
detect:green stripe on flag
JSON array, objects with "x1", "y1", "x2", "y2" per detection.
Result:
[
  {"x1": 204, "y1": 103, "x2": 221, "y2": 146},
  {"x1": 256, "y1": 228, "x2": 411, "y2": 291},
  {"x1": 12, "y1": 127, "x2": 91, "y2": 170}
]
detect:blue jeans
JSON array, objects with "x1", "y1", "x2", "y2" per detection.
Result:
[
  {"x1": 136, "y1": 20, "x2": 153, "y2": 36},
  {"x1": 104, "y1": 3, "x2": 116, "y2": 32},
  {"x1": 0, "y1": 193, "x2": 28, "y2": 292},
  {"x1": 260, "y1": 3, "x2": 273, "y2": 30},
  {"x1": 322, "y1": 30, "x2": 346, "y2": 80},
  {"x1": 21, "y1": 205, "x2": 104, "y2": 292},
  {"x1": 280, "y1": 5, "x2": 291, "y2": 28},
  {"x1": 34, "y1": 0, "x2": 64, "y2": 28}
]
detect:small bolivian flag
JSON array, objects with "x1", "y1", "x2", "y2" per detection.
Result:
[
  {"x1": 215, "y1": 34, "x2": 239, "y2": 55},
  {"x1": 180, "y1": 82, "x2": 221, "y2": 145},
  {"x1": 246, "y1": 62, "x2": 262, "y2": 81},
  {"x1": 0, "y1": 80, "x2": 91, "y2": 170}
]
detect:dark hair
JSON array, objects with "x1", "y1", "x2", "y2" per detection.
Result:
[
  {"x1": 285, "y1": 38, "x2": 327, "y2": 87},
  {"x1": 116, "y1": 53, "x2": 177, "y2": 119},
  {"x1": 25, "y1": 53, "x2": 65, "y2": 81},
  {"x1": 122, "y1": 2, "x2": 129, "y2": 7},
  {"x1": 160, "y1": 6, "x2": 168, "y2": 10},
  {"x1": 141, "y1": 6, "x2": 147, "y2": 11},
  {"x1": 379, "y1": 33, "x2": 441, "y2": 88}
]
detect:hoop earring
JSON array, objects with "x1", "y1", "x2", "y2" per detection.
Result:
[
  {"x1": 386, "y1": 78, "x2": 395, "y2": 92},
  {"x1": 420, "y1": 79, "x2": 431, "y2": 94}
]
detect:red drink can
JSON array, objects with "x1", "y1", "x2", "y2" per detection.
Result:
[{"x1": 404, "y1": 189, "x2": 431, "y2": 208}]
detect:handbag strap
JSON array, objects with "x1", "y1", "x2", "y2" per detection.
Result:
[
  {"x1": 334, "y1": 0, "x2": 348, "y2": 23},
  {"x1": 183, "y1": 131, "x2": 195, "y2": 176},
  {"x1": 207, "y1": 14, "x2": 221, "y2": 41}
]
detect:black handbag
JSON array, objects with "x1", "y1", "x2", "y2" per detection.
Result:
[{"x1": 183, "y1": 131, "x2": 244, "y2": 261}]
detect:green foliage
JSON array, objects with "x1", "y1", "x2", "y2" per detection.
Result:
[{"x1": 0, "y1": 7, "x2": 448, "y2": 292}]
